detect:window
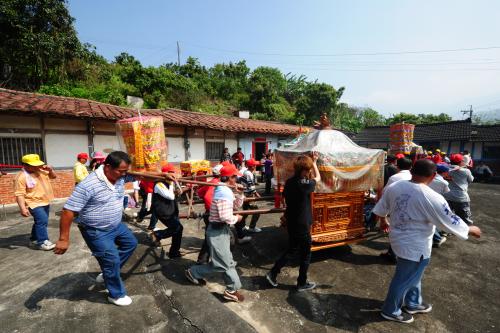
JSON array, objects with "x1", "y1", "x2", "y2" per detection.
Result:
[
  {"x1": 0, "y1": 137, "x2": 44, "y2": 166},
  {"x1": 483, "y1": 143, "x2": 500, "y2": 159},
  {"x1": 205, "y1": 141, "x2": 225, "y2": 161}
]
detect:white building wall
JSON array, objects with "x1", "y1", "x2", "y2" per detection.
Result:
[
  {"x1": 450, "y1": 141, "x2": 461, "y2": 154},
  {"x1": 167, "y1": 137, "x2": 185, "y2": 162},
  {"x1": 472, "y1": 142, "x2": 483, "y2": 160},
  {"x1": 189, "y1": 138, "x2": 205, "y2": 160},
  {"x1": 239, "y1": 136, "x2": 254, "y2": 159},
  {"x1": 93, "y1": 134, "x2": 121, "y2": 153},
  {"x1": 463, "y1": 142, "x2": 473, "y2": 154},
  {"x1": 225, "y1": 138, "x2": 238, "y2": 155},
  {"x1": 45, "y1": 133, "x2": 88, "y2": 168}
]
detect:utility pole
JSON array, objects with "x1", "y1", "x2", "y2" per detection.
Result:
[
  {"x1": 461, "y1": 105, "x2": 473, "y2": 120},
  {"x1": 176, "y1": 41, "x2": 181, "y2": 66}
]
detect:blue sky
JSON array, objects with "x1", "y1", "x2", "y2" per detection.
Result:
[{"x1": 69, "y1": 0, "x2": 500, "y2": 119}]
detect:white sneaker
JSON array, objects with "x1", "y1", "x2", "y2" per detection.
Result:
[
  {"x1": 108, "y1": 295, "x2": 132, "y2": 306},
  {"x1": 237, "y1": 236, "x2": 252, "y2": 244},
  {"x1": 38, "y1": 240, "x2": 55, "y2": 251},
  {"x1": 95, "y1": 273, "x2": 104, "y2": 283},
  {"x1": 248, "y1": 227, "x2": 262, "y2": 233}
]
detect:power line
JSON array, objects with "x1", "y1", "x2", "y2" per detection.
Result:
[{"x1": 183, "y1": 42, "x2": 500, "y2": 57}]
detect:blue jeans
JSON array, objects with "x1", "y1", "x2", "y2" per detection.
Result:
[
  {"x1": 382, "y1": 256, "x2": 430, "y2": 316},
  {"x1": 433, "y1": 229, "x2": 442, "y2": 243},
  {"x1": 29, "y1": 205, "x2": 50, "y2": 245},
  {"x1": 78, "y1": 223, "x2": 138, "y2": 299}
]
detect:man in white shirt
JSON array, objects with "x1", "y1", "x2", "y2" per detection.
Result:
[
  {"x1": 386, "y1": 158, "x2": 412, "y2": 187},
  {"x1": 380, "y1": 157, "x2": 413, "y2": 262},
  {"x1": 373, "y1": 159, "x2": 481, "y2": 324},
  {"x1": 429, "y1": 163, "x2": 451, "y2": 247}
]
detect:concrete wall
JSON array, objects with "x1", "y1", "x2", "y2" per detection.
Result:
[
  {"x1": 189, "y1": 138, "x2": 205, "y2": 160},
  {"x1": 45, "y1": 133, "x2": 88, "y2": 167},
  {"x1": 167, "y1": 137, "x2": 185, "y2": 162},
  {"x1": 93, "y1": 134, "x2": 121, "y2": 154}
]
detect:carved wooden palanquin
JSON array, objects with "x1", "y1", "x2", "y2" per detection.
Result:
[{"x1": 310, "y1": 191, "x2": 366, "y2": 251}]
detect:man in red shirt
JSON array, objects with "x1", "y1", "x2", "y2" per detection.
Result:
[
  {"x1": 231, "y1": 148, "x2": 245, "y2": 169},
  {"x1": 196, "y1": 164, "x2": 223, "y2": 263}
]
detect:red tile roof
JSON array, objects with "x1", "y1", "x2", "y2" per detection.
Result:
[{"x1": 0, "y1": 88, "x2": 304, "y2": 135}]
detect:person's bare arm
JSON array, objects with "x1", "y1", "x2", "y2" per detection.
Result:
[
  {"x1": 16, "y1": 196, "x2": 30, "y2": 217},
  {"x1": 43, "y1": 165, "x2": 57, "y2": 179},
  {"x1": 54, "y1": 209, "x2": 76, "y2": 254},
  {"x1": 311, "y1": 151, "x2": 321, "y2": 182}
]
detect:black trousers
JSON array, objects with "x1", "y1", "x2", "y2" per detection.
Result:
[
  {"x1": 270, "y1": 232, "x2": 312, "y2": 286},
  {"x1": 153, "y1": 216, "x2": 183, "y2": 256},
  {"x1": 240, "y1": 201, "x2": 260, "y2": 231},
  {"x1": 448, "y1": 200, "x2": 473, "y2": 225},
  {"x1": 265, "y1": 175, "x2": 272, "y2": 194}
]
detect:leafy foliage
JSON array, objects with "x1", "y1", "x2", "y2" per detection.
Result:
[{"x1": 0, "y1": 0, "x2": 461, "y2": 131}]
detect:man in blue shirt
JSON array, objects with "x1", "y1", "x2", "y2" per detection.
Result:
[{"x1": 54, "y1": 151, "x2": 138, "y2": 306}]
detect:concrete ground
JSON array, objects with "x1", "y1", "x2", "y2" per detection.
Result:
[{"x1": 0, "y1": 183, "x2": 498, "y2": 333}]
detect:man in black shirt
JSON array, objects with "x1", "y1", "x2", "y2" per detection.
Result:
[
  {"x1": 266, "y1": 152, "x2": 321, "y2": 292},
  {"x1": 384, "y1": 154, "x2": 398, "y2": 186}
]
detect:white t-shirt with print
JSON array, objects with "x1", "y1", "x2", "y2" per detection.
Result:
[
  {"x1": 386, "y1": 169, "x2": 412, "y2": 187},
  {"x1": 373, "y1": 180, "x2": 469, "y2": 262}
]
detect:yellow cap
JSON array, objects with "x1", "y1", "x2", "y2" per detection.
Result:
[
  {"x1": 435, "y1": 149, "x2": 441, "y2": 153},
  {"x1": 21, "y1": 154, "x2": 45, "y2": 166}
]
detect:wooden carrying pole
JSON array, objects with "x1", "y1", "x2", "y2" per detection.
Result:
[
  {"x1": 178, "y1": 207, "x2": 285, "y2": 219},
  {"x1": 179, "y1": 196, "x2": 274, "y2": 205},
  {"x1": 127, "y1": 171, "x2": 235, "y2": 188}
]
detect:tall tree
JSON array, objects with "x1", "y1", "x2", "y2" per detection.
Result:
[{"x1": 0, "y1": 0, "x2": 81, "y2": 89}]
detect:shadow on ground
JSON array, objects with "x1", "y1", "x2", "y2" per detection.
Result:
[
  {"x1": 24, "y1": 272, "x2": 108, "y2": 311},
  {"x1": 287, "y1": 291, "x2": 384, "y2": 332}
]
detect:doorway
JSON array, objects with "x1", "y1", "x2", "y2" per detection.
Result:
[{"x1": 252, "y1": 138, "x2": 267, "y2": 160}]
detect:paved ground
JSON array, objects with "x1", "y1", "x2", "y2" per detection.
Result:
[{"x1": 0, "y1": 183, "x2": 498, "y2": 333}]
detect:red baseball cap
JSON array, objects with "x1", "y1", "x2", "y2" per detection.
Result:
[
  {"x1": 220, "y1": 164, "x2": 242, "y2": 177},
  {"x1": 77, "y1": 153, "x2": 89, "y2": 160},
  {"x1": 450, "y1": 153, "x2": 464, "y2": 164},
  {"x1": 161, "y1": 164, "x2": 176, "y2": 173},
  {"x1": 246, "y1": 158, "x2": 260, "y2": 167},
  {"x1": 395, "y1": 153, "x2": 405, "y2": 160}
]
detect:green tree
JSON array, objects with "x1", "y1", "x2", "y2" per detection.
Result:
[
  {"x1": 0, "y1": 0, "x2": 81, "y2": 89},
  {"x1": 360, "y1": 107, "x2": 386, "y2": 127},
  {"x1": 296, "y1": 82, "x2": 342, "y2": 125},
  {"x1": 246, "y1": 66, "x2": 287, "y2": 117}
]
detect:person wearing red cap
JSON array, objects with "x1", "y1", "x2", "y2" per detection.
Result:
[
  {"x1": 74, "y1": 152, "x2": 89, "y2": 184},
  {"x1": 150, "y1": 164, "x2": 184, "y2": 258},
  {"x1": 196, "y1": 164, "x2": 224, "y2": 264},
  {"x1": 186, "y1": 163, "x2": 246, "y2": 302},
  {"x1": 444, "y1": 154, "x2": 474, "y2": 225},
  {"x1": 236, "y1": 158, "x2": 262, "y2": 238}
]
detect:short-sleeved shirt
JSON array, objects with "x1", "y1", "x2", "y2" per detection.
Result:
[
  {"x1": 444, "y1": 167, "x2": 474, "y2": 202},
  {"x1": 14, "y1": 170, "x2": 54, "y2": 209},
  {"x1": 264, "y1": 159, "x2": 273, "y2": 177},
  {"x1": 283, "y1": 176, "x2": 316, "y2": 236},
  {"x1": 373, "y1": 180, "x2": 469, "y2": 262},
  {"x1": 428, "y1": 174, "x2": 450, "y2": 195},
  {"x1": 386, "y1": 169, "x2": 412, "y2": 187},
  {"x1": 73, "y1": 162, "x2": 89, "y2": 184},
  {"x1": 64, "y1": 172, "x2": 133, "y2": 230}
]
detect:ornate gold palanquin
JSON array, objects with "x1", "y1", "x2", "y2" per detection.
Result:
[{"x1": 310, "y1": 191, "x2": 366, "y2": 251}]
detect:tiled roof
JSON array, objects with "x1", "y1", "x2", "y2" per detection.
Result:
[
  {"x1": 354, "y1": 120, "x2": 473, "y2": 143},
  {"x1": 0, "y1": 88, "x2": 303, "y2": 135},
  {"x1": 472, "y1": 124, "x2": 500, "y2": 142}
]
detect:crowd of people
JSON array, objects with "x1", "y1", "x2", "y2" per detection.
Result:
[{"x1": 9, "y1": 145, "x2": 484, "y2": 324}]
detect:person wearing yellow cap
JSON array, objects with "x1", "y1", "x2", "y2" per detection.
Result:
[{"x1": 14, "y1": 154, "x2": 57, "y2": 250}]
